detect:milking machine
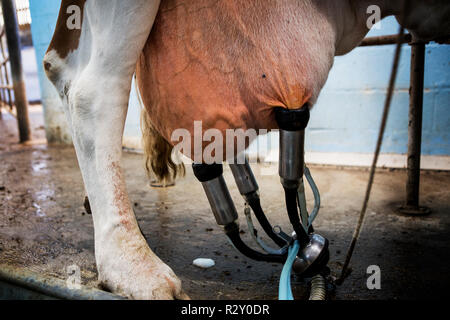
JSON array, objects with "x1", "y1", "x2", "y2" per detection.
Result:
[{"x1": 192, "y1": 104, "x2": 329, "y2": 300}]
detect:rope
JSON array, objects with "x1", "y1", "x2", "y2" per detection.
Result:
[{"x1": 337, "y1": 26, "x2": 405, "y2": 284}]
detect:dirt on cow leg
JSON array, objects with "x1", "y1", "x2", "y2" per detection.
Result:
[
  {"x1": 84, "y1": 196, "x2": 92, "y2": 215},
  {"x1": 1, "y1": 109, "x2": 450, "y2": 300}
]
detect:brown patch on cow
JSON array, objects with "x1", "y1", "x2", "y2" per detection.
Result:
[
  {"x1": 47, "y1": 0, "x2": 86, "y2": 59},
  {"x1": 44, "y1": 62, "x2": 52, "y2": 71}
]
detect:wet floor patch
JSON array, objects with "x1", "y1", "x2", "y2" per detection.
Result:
[{"x1": 0, "y1": 142, "x2": 449, "y2": 299}]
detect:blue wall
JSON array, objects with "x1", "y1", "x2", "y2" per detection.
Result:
[
  {"x1": 309, "y1": 18, "x2": 450, "y2": 155},
  {"x1": 30, "y1": 0, "x2": 72, "y2": 143},
  {"x1": 29, "y1": 0, "x2": 140, "y2": 143},
  {"x1": 29, "y1": 0, "x2": 59, "y2": 101},
  {"x1": 29, "y1": 2, "x2": 449, "y2": 155}
]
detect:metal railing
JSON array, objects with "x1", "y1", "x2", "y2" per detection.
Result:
[
  {"x1": 14, "y1": 0, "x2": 30, "y2": 31},
  {"x1": 0, "y1": 0, "x2": 30, "y2": 113},
  {"x1": 0, "y1": 25, "x2": 13, "y2": 113},
  {"x1": 0, "y1": 0, "x2": 30, "y2": 141}
]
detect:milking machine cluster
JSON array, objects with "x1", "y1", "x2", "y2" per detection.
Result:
[{"x1": 193, "y1": 105, "x2": 329, "y2": 300}]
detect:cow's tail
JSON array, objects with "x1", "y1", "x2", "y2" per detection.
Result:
[{"x1": 136, "y1": 78, "x2": 185, "y2": 184}]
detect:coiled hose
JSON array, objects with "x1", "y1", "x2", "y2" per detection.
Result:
[{"x1": 309, "y1": 275, "x2": 326, "y2": 300}]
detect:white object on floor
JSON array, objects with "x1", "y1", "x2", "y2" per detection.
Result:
[{"x1": 193, "y1": 258, "x2": 215, "y2": 269}]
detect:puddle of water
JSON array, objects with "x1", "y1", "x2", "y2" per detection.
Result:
[
  {"x1": 35, "y1": 189, "x2": 55, "y2": 202},
  {"x1": 32, "y1": 161, "x2": 48, "y2": 172},
  {"x1": 33, "y1": 202, "x2": 46, "y2": 217}
]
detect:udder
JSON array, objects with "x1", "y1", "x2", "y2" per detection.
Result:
[{"x1": 136, "y1": 0, "x2": 336, "y2": 160}]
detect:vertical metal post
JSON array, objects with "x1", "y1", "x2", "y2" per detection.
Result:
[
  {"x1": 399, "y1": 40, "x2": 430, "y2": 215},
  {"x1": 1, "y1": 0, "x2": 30, "y2": 142},
  {"x1": 407, "y1": 42, "x2": 425, "y2": 207}
]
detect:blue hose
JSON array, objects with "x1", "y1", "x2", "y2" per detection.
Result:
[{"x1": 278, "y1": 240, "x2": 300, "y2": 300}]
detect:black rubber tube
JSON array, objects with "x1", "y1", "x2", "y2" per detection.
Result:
[
  {"x1": 225, "y1": 223, "x2": 287, "y2": 263},
  {"x1": 284, "y1": 187, "x2": 310, "y2": 247},
  {"x1": 247, "y1": 194, "x2": 289, "y2": 247}
]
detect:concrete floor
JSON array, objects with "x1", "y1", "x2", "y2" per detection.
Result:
[{"x1": 1, "y1": 109, "x2": 450, "y2": 300}]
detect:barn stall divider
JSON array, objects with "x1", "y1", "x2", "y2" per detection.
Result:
[
  {"x1": 0, "y1": 0, "x2": 30, "y2": 142},
  {"x1": 359, "y1": 33, "x2": 449, "y2": 216}
]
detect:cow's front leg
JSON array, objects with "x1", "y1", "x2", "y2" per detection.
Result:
[
  {"x1": 43, "y1": 0, "x2": 187, "y2": 300},
  {"x1": 47, "y1": 61, "x2": 187, "y2": 301}
]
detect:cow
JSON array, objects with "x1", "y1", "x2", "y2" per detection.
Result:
[{"x1": 43, "y1": 0, "x2": 450, "y2": 299}]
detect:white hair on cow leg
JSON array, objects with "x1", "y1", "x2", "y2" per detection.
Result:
[{"x1": 44, "y1": 0, "x2": 188, "y2": 300}]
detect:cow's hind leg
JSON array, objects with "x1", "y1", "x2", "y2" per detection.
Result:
[{"x1": 44, "y1": 0, "x2": 187, "y2": 299}]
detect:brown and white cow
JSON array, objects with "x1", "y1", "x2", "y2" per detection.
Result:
[{"x1": 44, "y1": 0, "x2": 450, "y2": 299}]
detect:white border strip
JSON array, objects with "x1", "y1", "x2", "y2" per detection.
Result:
[
  {"x1": 123, "y1": 136, "x2": 450, "y2": 171},
  {"x1": 262, "y1": 149, "x2": 450, "y2": 170}
]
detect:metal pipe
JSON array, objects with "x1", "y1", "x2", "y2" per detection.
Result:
[
  {"x1": 279, "y1": 130, "x2": 305, "y2": 189},
  {"x1": 0, "y1": 265, "x2": 125, "y2": 300},
  {"x1": 1, "y1": 0, "x2": 30, "y2": 142},
  {"x1": 359, "y1": 34, "x2": 412, "y2": 47},
  {"x1": 229, "y1": 160, "x2": 259, "y2": 197},
  {"x1": 407, "y1": 41, "x2": 425, "y2": 207},
  {"x1": 201, "y1": 176, "x2": 239, "y2": 226},
  {"x1": 398, "y1": 40, "x2": 430, "y2": 215},
  {"x1": 193, "y1": 163, "x2": 239, "y2": 226},
  {"x1": 275, "y1": 106, "x2": 311, "y2": 247}
]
